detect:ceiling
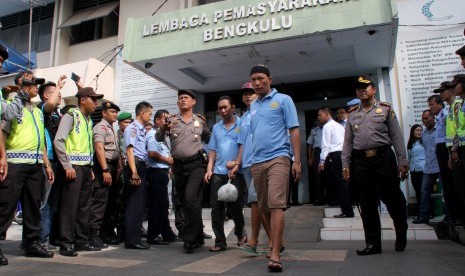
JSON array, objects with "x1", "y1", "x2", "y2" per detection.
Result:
[
  {"x1": 0, "y1": 0, "x2": 55, "y2": 17},
  {"x1": 131, "y1": 23, "x2": 397, "y2": 94}
]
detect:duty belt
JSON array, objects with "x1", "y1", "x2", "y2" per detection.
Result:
[
  {"x1": 174, "y1": 153, "x2": 201, "y2": 165},
  {"x1": 353, "y1": 145, "x2": 390, "y2": 159}
]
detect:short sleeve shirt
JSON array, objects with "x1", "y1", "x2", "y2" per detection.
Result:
[
  {"x1": 124, "y1": 119, "x2": 147, "y2": 162},
  {"x1": 93, "y1": 118, "x2": 119, "y2": 160},
  {"x1": 238, "y1": 111, "x2": 253, "y2": 168},
  {"x1": 146, "y1": 128, "x2": 171, "y2": 169},
  {"x1": 250, "y1": 89, "x2": 299, "y2": 164},
  {"x1": 208, "y1": 116, "x2": 241, "y2": 175},
  {"x1": 306, "y1": 126, "x2": 322, "y2": 149}
]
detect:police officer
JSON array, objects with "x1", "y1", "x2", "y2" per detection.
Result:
[
  {"x1": 99, "y1": 111, "x2": 133, "y2": 244},
  {"x1": 156, "y1": 89, "x2": 211, "y2": 252},
  {"x1": 342, "y1": 75, "x2": 409, "y2": 256},
  {"x1": 124, "y1": 101, "x2": 152, "y2": 250},
  {"x1": 89, "y1": 101, "x2": 120, "y2": 248},
  {"x1": 54, "y1": 87, "x2": 103, "y2": 257},
  {"x1": 0, "y1": 71, "x2": 55, "y2": 264},
  {"x1": 307, "y1": 121, "x2": 327, "y2": 205}
]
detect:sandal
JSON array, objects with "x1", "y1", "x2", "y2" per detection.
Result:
[
  {"x1": 238, "y1": 243, "x2": 258, "y2": 254},
  {"x1": 237, "y1": 234, "x2": 247, "y2": 246},
  {"x1": 266, "y1": 246, "x2": 286, "y2": 259},
  {"x1": 209, "y1": 246, "x2": 226, "y2": 252},
  {"x1": 268, "y1": 259, "x2": 283, "y2": 272}
]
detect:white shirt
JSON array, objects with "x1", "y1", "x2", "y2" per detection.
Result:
[{"x1": 320, "y1": 119, "x2": 345, "y2": 164}]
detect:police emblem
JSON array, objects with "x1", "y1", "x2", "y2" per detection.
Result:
[
  {"x1": 234, "y1": 127, "x2": 240, "y2": 134},
  {"x1": 375, "y1": 108, "x2": 382, "y2": 114},
  {"x1": 270, "y1": 102, "x2": 279, "y2": 109},
  {"x1": 354, "y1": 125, "x2": 359, "y2": 131},
  {"x1": 106, "y1": 102, "x2": 111, "y2": 107},
  {"x1": 131, "y1": 130, "x2": 137, "y2": 138}
]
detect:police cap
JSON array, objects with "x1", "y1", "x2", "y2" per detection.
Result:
[
  {"x1": 102, "y1": 101, "x2": 120, "y2": 111},
  {"x1": 455, "y1": 45, "x2": 465, "y2": 57},
  {"x1": 178, "y1": 89, "x2": 196, "y2": 99}
]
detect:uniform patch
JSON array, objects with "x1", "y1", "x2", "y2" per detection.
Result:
[
  {"x1": 391, "y1": 110, "x2": 396, "y2": 119},
  {"x1": 375, "y1": 108, "x2": 382, "y2": 114},
  {"x1": 131, "y1": 130, "x2": 137, "y2": 138},
  {"x1": 354, "y1": 125, "x2": 359, "y2": 131},
  {"x1": 194, "y1": 121, "x2": 200, "y2": 127},
  {"x1": 234, "y1": 127, "x2": 240, "y2": 134},
  {"x1": 270, "y1": 101, "x2": 279, "y2": 109},
  {"x1": 379, "y1": 101, "x2": 391, "y2": 107}
]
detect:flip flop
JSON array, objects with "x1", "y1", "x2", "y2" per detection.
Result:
[
  {"x1": 238, "y1": 243, "x2": 258, "y2": 254},
  {"x1": 268, "y1": 259, "x2": 282, "y2": 272},
  {"x1": 266, "y1": 246, "x2": 286, "y2": 259},
  {"x1": 209, "y1": 246, "x2": 226, "y2": 252}
]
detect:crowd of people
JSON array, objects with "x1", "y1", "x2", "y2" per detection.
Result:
[{"x1": 0, "y1": 41, "x2": 464, "y2": 273}]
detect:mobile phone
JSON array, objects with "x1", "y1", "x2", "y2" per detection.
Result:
[{"x1": 71, "y1": 72, "x2": 80, "y2": 82}]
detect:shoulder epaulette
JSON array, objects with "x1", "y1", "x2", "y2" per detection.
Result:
[
  {"x1": 348, "y1": 105, "x2": 359, "y2": 113},
  {"x1": 379, "y1": 102, "x2": 391, "y2": 107}
]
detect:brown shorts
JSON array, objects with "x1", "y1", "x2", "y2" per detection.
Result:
[{"x1": 250, "y1": 156, "x2": 290, "y2": 213}]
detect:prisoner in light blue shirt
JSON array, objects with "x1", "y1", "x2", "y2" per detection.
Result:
[
  {"x1": 208, "y1": 116, "x2": 241, "y2": 175},
  {"x1": 124, "y1": 119, "x2": 147, "y2": 162},
  {"x1": 250, "y1": 88, "x2": 299, "y2": 164},
  {"x1": 146, "y1": 129, "x2": 170, "y2": 169},
  {"x1": 238, "y1": 111, "x2": 253, "y2": 168},
  {"x1": 408, "y1": 141, "x2": 425, "y2": 172},
  {"x1": 422, "y1": 126, "x2": 440, "y2": 174}
]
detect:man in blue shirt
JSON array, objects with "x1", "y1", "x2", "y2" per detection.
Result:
[
  {"x1": 123, "y1": 101, "x2": 152, "y2": 250},
  {"x1": 414, "y1": 110, "x2": 440, "y2": 224},
  {"x1": 248, "y1": 65, "x2": 301, "y2": 272},
  {"x1": 204, "y1": 96, "x2": 246, "y2": 252},
  {"x1": 146, "y1": 109, "x2": 180, "y2": 245}
]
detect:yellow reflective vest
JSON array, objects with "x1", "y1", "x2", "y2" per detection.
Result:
[{"x1": 65, "y1": 108, "x2": 93, "y2": 165}]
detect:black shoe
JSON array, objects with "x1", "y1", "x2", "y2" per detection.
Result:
[
  {"x1": 148, "y1": 236, "x2": 169, "y2": 245},
  {"x1": 454, "y1": 220, "x2": 464, "y2": 226},
  {"x1": 395, "y1": 239, "x2": 407, "y2": 252},
  {"x1": 75, "y1": 242, "x2": 101, "y2": 252},
  {"x1": 203, "y1": 232, "x2": 212, "y2": 239},
  {"x1": 412, "y1": 218, "x2": 429, "y2": 224},
  {"x1": 333, "y1": 213, "x2": 354, "y2": 218},
  {"x1": 90, "y1": 235, "x2": 108, "y2": 249},
  {"x1": 141, "y1": 227, "x2": 148, "y2": 238},
  {"x1": 184, "y1": 241, "x2": 201, "y2": 252},
  {"x1": 59, "y1": 245, "x2": 78, "y2": 257},
  {"x1": 291, "y1": 202, "x2": 302, "y2": 206},
  {"x1": 125, "y1": 243, "x2": 150, "y2": 250},
  {"x1": 101, "y1": 235, "x2": 120, "y2": 245},
  {"x1": 356, "y1": 244, "x2": 382, "y2": 256},
  {"x1": 18, "y1": 240, "x2": 28, "y2": 253},
  {"x1": 165, "y1": 235, "x2": 183, "y2": 243},
  {"x1": 0, "y1": 250, "x2": 8, "y2": 266},
  {"x1": 25, "y1": 241, "x2": 54, "y2": 258}
]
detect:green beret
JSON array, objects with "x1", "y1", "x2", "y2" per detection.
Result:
[{"x1": 117, "y1": 111, "x2": 132, "y2": 122}]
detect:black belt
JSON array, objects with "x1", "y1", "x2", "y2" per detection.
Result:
[
  {"x1": 148, "y1": 167, "x2": 169, "y2": 172},
  {"x1": 106, "y1": 158, "x2": 118, "y2": 165},
  {"x1": 353, "y1": 145, "x2": 390, "y2": 159},
  {"x1": 174, "y1": 154, "x2": 201, "y2": 165}
]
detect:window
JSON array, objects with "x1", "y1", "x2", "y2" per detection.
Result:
[
  {"x1": 0, "y1": 3, "x2": 54, "y2": 53},
  {"x1": 198, "y1": 0, "x2": 224, "y2": 5}
]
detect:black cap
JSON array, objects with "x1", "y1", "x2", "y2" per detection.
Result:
[
  {"x1": 75, "y1": 87, "x2": 104, "y2": 99},
  {"x1": 178, "y1": 89, "x2": 196, "y2": 99},
  {"x1": 250, "y1": 64, "x2": 271, "y2": 76},
  {"x1": 451, "y1": 74, "x2": 465, "y2": 86},
  {"x1": 455, "y1": 45, "x2": 465, "y2": 57},
  {"x1": 354, "y1": 75, "x2": 375, "y2": 87},
  {"x1": 433, "y1": 81, "x2": 448, "y2": 93},
  {"x1": 14, "y1": 70, "x2": 45, "y2": 86},
  {"x1": 0, "y1": 44, "x2": 8, "y2": 60},
  {"x1": 442, "y1": 81, "x2": 456, "y2": 89},
  {"x1": 102, "y1": 101, "x2": 120, "y2": 111}
]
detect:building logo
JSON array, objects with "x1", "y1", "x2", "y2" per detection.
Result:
[{"x1": 421, "y1": 0, "x2": 452, "y2": 21}]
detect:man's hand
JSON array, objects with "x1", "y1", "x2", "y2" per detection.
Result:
[
  {"x1": 398, "y1": 165, "x2": 409, "y2": 181},
  {"x1": 130, "y1": 172, "x2": 141, "y2": 186},
  {"x1": 75, "y1": 75, "x2": 84, "y2": 89},
  {"x1": 292, "y1": 161, "x2": 302, "y2": 183},
  {"x1": 204, "y1": 170, "x2": 213, "y2": 184},
  {"x1": 46, "y1": 167, "x2": 55, "y2": 184},
  {"x1": 308, "y1": 156, "x2": 313, "y2": 167},
  {"x1": 0, "y1": 155, "x2": 7, "y2": 182},
  {"x1": 342, "y1": 168, "x2": 350, "y2": 182},
  {"x1": 166, "y1": 156, "x2": 174, "y2": 166},
  {"x1": 57, "y1": 75, "x2": 67, "y2": 89},
  {"x1": 66, "y1": 168, "x2": 76, "y2": 180},
  {"x1": 318, "y1": 163, "x2": 324, "y2": 173},
  {"x1": 103, "y1": 171, "x2": 112, "y2": 186},
  {"x1": 226, "y1": 161, "x2": 236, "y2": 170},
  {"x1": 91, "y1": 170, "x2": 95, "y2": 181},
  {"x1": 228, "y1": 165, "x2": 239, "y2": 179}
]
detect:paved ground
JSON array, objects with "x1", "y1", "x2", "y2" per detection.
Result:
[{"x1": 1, "y1": 205, "x2": 465, "y2": 275}]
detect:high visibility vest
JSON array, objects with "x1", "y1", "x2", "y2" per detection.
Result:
[
  {"x1": 446, "y1": 98, "x2": 462, "y2": 147},
  {"x1": 6, "y1": 106, "x2": 45, "y2": 164},
  {"x1": 65, "y1": 108, "x2": 93, "y2": 165},
  {"x1": 457, "y1": 99, "x2": 465, "y2": 146}
]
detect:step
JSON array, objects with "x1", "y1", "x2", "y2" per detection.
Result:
[
  {"x1": 320, "y1": 227, "x2": 437, "y2": 240},
  {"x1": 323, "y1": 217, "x2": 394, "y2": 228},
  {"x1": 324, "y1": 207, "x2": 361, "y2": 218}
]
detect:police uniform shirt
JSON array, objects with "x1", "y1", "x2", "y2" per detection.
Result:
[
  {"x1": 341, "y1": 101, "x2": 408, "y2": 168},
  {"x1": 146, "y1": 128, "x2": 170, "y2": 169},
  {"x1": 93, "y1": 118, "x2": 119, "y2": 161},
  {"x1": 124, "y1": 119, "x2": 147, "y2": 162},
  {"x1": 161, "y1": 114, "x2": 210, "y2": 160},
  {"x1": 306, "y1": 126, "x2": 322, "y2": 149},
  {"x1": 320, "y1": 119, "x2": 345, "y2": 163}
]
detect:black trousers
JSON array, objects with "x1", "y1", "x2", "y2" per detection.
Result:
[
  {"x1": 48, "y1": 162, "x2": 65, "y2": 244},
  {"x1": 352, "y1": 148, "x2": 407, "y2": 247},
  {"x1": 436, "y1": 143, "x2": 461, "y2": 220},
  {"x1": 89, "y1": 161, "x2": 118, "y2": 231},
  {"x1": 147, "y1": 168, "x2": 176, "y2": 241},
  {"x1": 171, "y1": 177, "x2": 184, "y2": 236},
  {"x1": 325, "y1": 152, "x2": 353, "y2": 216},
  {"x1": 210, "y1": 174, "x2": 246, "y2": 248},
  {"x1": 59, "y1": 165, "x2": 93, "y2": 246},
  {"x1": 124, "y1": 160, "x2": 147, "y2": 246},
  {"x1": 410, "y1": 171, "x2": 423, "y2": 212},
  {"x1": 0, "y1": 163, "x2": 43, "y2": 243},
  {"x1": 312, "y1": 147, "x2": 327, "y2": 203},
  {"x1": 450, "y1": 146, "x2": 465, "y2": 221},
  {"x1": 172, "y1": 160, "x2": 205, "y2": 243}
]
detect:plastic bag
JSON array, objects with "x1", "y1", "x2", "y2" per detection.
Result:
[{"x1": 217, "y1": 180, "x2": 238, "y2": 202}]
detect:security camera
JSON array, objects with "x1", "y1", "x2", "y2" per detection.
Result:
[
  {"x1": 368, "y1": 30, "x2": 376, "y2": 36},
  {"x1": 145, "y1": 62, "x2": 153, "y2": 69}
]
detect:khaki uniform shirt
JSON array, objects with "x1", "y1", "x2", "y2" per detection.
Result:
[
  {"x1": 156, "y1": 113, "x2": 211, "y2": 160},
  {"x1": 341, "y1": 101, "x2": 408, "y2": 168},
  {"x1": 93, "y1": 118, "x2": 119, "y2": 161}
]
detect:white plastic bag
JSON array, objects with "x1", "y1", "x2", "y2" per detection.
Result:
[{"x1": 217, "y1": 180, "x2": 238, "y2": 202}]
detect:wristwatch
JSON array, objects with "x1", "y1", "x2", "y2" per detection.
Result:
[{"x1": 102, "y1": 168, "x2": 110, "y2": 173}]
